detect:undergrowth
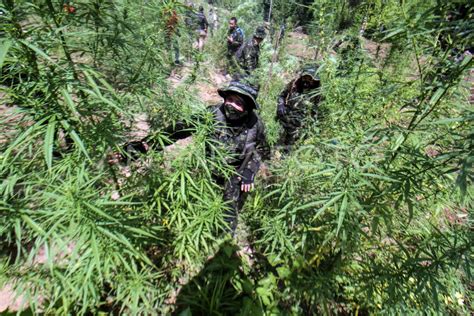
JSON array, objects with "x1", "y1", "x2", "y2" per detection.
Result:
[{"x1": 0, "y1": 0, "x2": 472, "y2": 314}]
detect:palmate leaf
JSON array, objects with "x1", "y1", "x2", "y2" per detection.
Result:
[
  {"x1": 44, "y1": 118, "x2": 56, "y2": 170},
  {"x1": 59, "y1": 120, "x2": 90, "y2": 161},
  {"x1": 336, "y1": 193, "x2": 348, "y2": 236},
  {"x1": 95, "y1": 226, "x2": 153, "y2": 267},
  {"x1": 1, "y1": 117, "x2": 49, "y2": 169},
  {"x1": 17, "y1": 39, "x2": 58, "y2": 66},
  {"x1": 0, "y1": 39, "x2": 12, "y2": 71}
]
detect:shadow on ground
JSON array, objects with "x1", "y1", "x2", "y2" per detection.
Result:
[{"x1": 174, "y1": 241, "x2": 263, "y2": 316}]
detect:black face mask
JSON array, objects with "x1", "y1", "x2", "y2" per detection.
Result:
[
  {"x1": 302, "y1": 80, "x2": 314, "y2": 89},
  {"x1": 300, "y1": 79, "x2": 320, "y2": 92},
  {"x1": 224, "y1": 104, "x2": 247, "y2": 121}
]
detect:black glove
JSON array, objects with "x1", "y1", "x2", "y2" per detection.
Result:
[{"x1": 240, "y1": 168, "x2": 255, "y2": 185}]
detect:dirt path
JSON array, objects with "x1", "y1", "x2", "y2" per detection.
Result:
[
  {"x1": 286, "y1": 31, "x2": 316, "y2": 60},
  {"x1": 0, "y1": 92, "x2": 27, "y2": 146},
  {"x1": 168, "y1": 61, "x2": 229, "y2": 105}
]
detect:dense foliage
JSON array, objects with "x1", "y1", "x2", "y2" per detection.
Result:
[{"x1": 0, "y1": 0, "x2": 472, "y2": 314}]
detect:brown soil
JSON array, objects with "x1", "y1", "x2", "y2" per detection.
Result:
[
  {"x1": 286, "y1": 31, "x2": 316, "y2": 60},
  {"x1": 0, "y1": 283, "x2": 29, "y2": 313},
  {"x1": 126, "y1": 113, "x2": 150, "y2": 141},
  {"x1": 168, "y1": 62, "x2": 229, "y2": 105},
  {"x1": 0, "y1": 94, "x2": 27, "y2": 145},
  {"x1": 363, "y1": 38, "x2": 392, "y2": 67}
]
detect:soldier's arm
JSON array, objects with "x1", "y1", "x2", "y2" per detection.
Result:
[
  {"x1": 256, "y1": 120, "x2": 271, "y2": 161},
  {"x1": 112, "y1": 107, "x2": 218, "y2": 165},
  {"x1": 277, "y1": 82, "x2": 292, "y2": 117},
  {"x1": 239, "y1": 120, "x2": 269, "y2": 191},
  {"x1": 111, "y1": 123, "x2": 192, "y2": 164},
  {"x1": 245, "y1": 48, "x2": 258, "y2": 71},
  {"x1": 229, "y1": 36, "x2": 241, "y2": 49},
  {"x1": 232, "y1": 30, "x2": 244, "y2": 48},
  {"x1": 125, "y1": 107, "x2": 214, "y2": 154}
]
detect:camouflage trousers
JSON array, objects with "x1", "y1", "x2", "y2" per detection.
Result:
[
  {"x1": 226, "y1": 53, "x2": 239, "y2": 76},
  {"x1": 278, "y1": 112, "x2": 316, "y2": 150},
  {"x1": 279, "y1": 126, "x2": 301, "y2": 147},
  {"x1": 216, "y1": 174, "x2": 247, "y2": 232},
  {"x1": 277, "y1": 115, "x2": 304, "y2": 149},
  {"x1": 165, "y1": 36, "x2": 180, "y2": 64}
]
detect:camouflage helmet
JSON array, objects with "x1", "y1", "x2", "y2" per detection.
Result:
[
  {"x1": 218, "y1": 81, "x2": 260, "y2": 110},
  {"x1": 254, "y1": 26, "x2": 267, "y2": 39},
  {"x1": 299, "y1": 65, "x2": 320, "y2": 82}
]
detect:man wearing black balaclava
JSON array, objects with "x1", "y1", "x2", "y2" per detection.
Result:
[
  {"x1": 276, "y1": 66, "x2": 322, "y2": 151},
  {"x1": 112, "y1": 81, "x2": 269, "y2": 234}
]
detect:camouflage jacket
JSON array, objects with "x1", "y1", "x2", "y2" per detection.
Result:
[
  {"x1": 156, "y1": 105, "x2": 268, "y2": 182},
  {"x1": 237, "y1": 38, "x2": 260, "y2": 73},
  {"x1": 211, "y1": 104, "x2": 268, "y2": 181},
  {"x1": 196, "y1": 12, "x2": 208, "y2": 31},
  {"x1": 277, "y1": 81, "x2": 320, "y2": 129},
  {"x1": 227, "y1": 27, "x2": 244, "y2": 55}
]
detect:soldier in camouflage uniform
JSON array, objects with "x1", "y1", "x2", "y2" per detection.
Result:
[
  {"x1": 276, "y1": 66, "x2": 321, "y2": 150},
  {"x1": 164, "y1": 6, "x2": 181, "y2": 65},
  {"x1": 214, "y1": 81, "x2": 269, "y2": 231},
  {"x1": 196, "y1": 6, "x2": 209, "y2": 51},
  {"x1": 114, "y1": 82, "x2": 268, "y2": 233},
  {"x1": 226, "y1": 17, "x2": 245, "y2": 74},
  {"x1": 236, "y1": 26, "x2": 266, "y2": 77}
]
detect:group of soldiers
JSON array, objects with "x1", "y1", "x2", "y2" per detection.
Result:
[
  {"x1": 226, "y1": 17, "x2": 267, "y2": 79},
  {"x1": 167, "y1": 3, "x2": 267, "y2": 78},
  {"x1": 208, "y1": 71, "x2": 320, "y2": 232},
  {"x1": 165, "y1": 2, "x2": 217, "y2": 65},
  {"x1": 115, "y1": 74, "x2": 321, "y2": 234},
  {"x1": 116, "y1": 9, "x2": 322, "y2": 234}
]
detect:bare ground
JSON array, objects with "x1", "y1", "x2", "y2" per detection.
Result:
[
  {"x1": 168, "y1": 61, "x2": 229, "y2": 105},
  {"x1": 363, "y1": 38, "x2": 392, "y2": 67},
  {"x1": 0, "y1": 92, "x2": 27, "y2": 146},
  {"x1": 286, "y1": 31, "x2": 316, "y2": 60}
]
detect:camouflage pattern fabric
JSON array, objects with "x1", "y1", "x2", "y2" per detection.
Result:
[
  {"x1": 227, "y1": 26, "x2": 244, "y2": 55},
  {"x1": 237, "y1": 38, "x2": 260, "y2": 75},
  {"x1": 211, "y1": 104, "x2": 268, "y2": 231},
  {"x1": 276, "y1": 72, "x2": 321, "y2": 147}
]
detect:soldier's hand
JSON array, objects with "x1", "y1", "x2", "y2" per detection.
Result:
[
  {"x1": 240, "y1": 169, "x2": 255, "y2": 192},
  {"x1": 241, "y1": 183, "x2": 254, "y2": 192},
  {"x1": 227, "y1": 36, "x2": 233, "y2": 43},
  {"x1": 107, "y1": 152, "x2": 123, "y2": 165}
]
